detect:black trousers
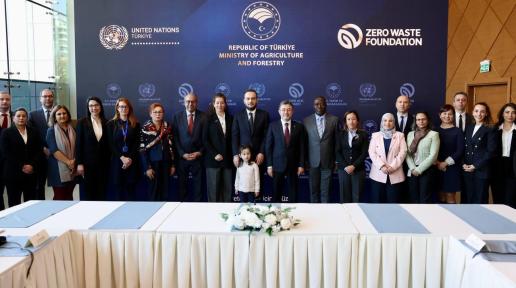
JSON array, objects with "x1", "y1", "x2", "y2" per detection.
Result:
[
  {"x1": 408, "y1": 167, "x2": 436, "y2": 203},
  {"x1": 491, "y1": 157, "x2": 516, "y2": 207},
  {"x1": 35, "y1": 157, "x2": 48, "y2": 200},
  {"x1": 272, "y1": 169, "x2": 298, "y2": 203},
  {"x1": 463, "y1": 172, "x2": 489, "y2": 204},
  {"x1": 338, "y1": 169, "x2": 364, "y2": 203},
  {"x1": 177, "y1": 159, "x2": 203, "y2": 202},
  {"x1": 370, "y1": 178, "x2": 403, "y2": 203},
  {"x1": 6, "y1": 174, "x2": 36, "y2": 207},
  {"x1": 146, "y1": 161, "x2": 171, "y2": 201},
  {"x1": 82, "y1": 163, "x2": 108, "y2": 201}
]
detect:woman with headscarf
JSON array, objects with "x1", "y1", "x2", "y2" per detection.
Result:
[
  {"x1": 75, "y1": 96, "x2": 110, "y2": 200},
  {"x1": 406, "y1": 111, "x2": 440, "y2": 203},
  {"x1": 139, "y1": 103, "x2": 175, "y2": 201},
  {"x1": 46, "y1": 105, "x2": 77, "y2": 200},
  {"x1": 368, "y1": 113, "x2": 407, "y2": 203}
]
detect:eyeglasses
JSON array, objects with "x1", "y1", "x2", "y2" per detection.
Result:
[
  {"x1": 152, "y1": 111, "x2": 164, "y2": 114},
  {"x1": 118, "y1": 105, "x2": 128, "y2": 109}
]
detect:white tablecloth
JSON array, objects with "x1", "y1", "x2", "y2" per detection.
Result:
[{"x1": 155, "y1": 203, "x2": 359, "y2": 288}]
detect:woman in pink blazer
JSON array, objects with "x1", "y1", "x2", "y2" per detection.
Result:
[{"x1": 368, "y1": 113, "x2": 407, "y2": 203}]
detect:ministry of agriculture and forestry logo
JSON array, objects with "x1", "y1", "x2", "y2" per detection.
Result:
[
  {"x1": 337, "y1": 23, "x2": 363, "y2": 49},
  {"x1": 99, "y1": 25, "x2": 129, "y2": 50},
  {"x1": 400, "y1": 83, "x2": 415, "y2": 102},
  {"x1": 359, "y1": 83, "x2": 376, "y2": 98},
  {"x1": 242, "y1": 2, "x2": 281, "y2": 41},
  {"x1": 215, "y1": 83, "x2": 231, "y2": 96},
  {"x1": 363, "y1": 120, "x2": 378, "y2": 138},
  {"x1": 326, "y1": 83, "x2": 341, "y2": 99},
  {"x1": 106, "y1": 83, "x2": 122, "y2": 98},
  {"x1": 138, "y1": 83, "x2": 156, "y2": 98},
  {"x1": 248, "y1": 83, "x2": 266, "y2": 97},
  {"x1": 289, "y1": 83, "x2": 304, "y2": 99},
  {"x1": 178, "y1": 83, "x2": 194, "y2": 98}
]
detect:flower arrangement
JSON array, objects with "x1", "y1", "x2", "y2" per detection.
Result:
[{"x1": 221, "y1": 204, "x2": 301, "y2": 236}]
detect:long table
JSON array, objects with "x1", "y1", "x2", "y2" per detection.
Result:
[{"x1": 1, "y1": 201, "x2": 515, "y2": 288}]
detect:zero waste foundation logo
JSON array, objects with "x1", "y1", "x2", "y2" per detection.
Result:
[
  {"x1": 289, "y1": 83, "x2": 304, "y2": 99},
  {"x1": 337, "y1": 24, "x2": 363, "y2": 49},
  {"x1": 400, "y1": 83, "x2": 415, "y2": 101},
  {"x1": 138, "y1": 83, "x2": 156, "y2": 98},
  {"x1": 99, "y1": 25, "x2": 129, "y2": 50},
  {"x1": 106, "y1": 83, "x2": 122, "y2": 99},
  {"x1": 178, "y1": 83, "x2": 194, "y2": 98},
  {"x1": 242, "y1": 2, "x2": 281, "y2": 41}
]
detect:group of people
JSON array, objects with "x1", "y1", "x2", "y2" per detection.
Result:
[{"x1": 0, "y1": 89, "x2": 514, "y2": 209}]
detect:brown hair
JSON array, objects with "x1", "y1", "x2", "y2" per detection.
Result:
[{"x1": 113, "y1": 97, "x2": 138, "y2": 128}]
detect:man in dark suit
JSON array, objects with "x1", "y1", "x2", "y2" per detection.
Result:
[
  {"x1": 232, "y1": 89, "x2": 270, "y2": 198},
  {"x1": 0, "y1": 90, "x2": 12, "y2": 210},
  {"x1": 453, "y1": 91, "x2": 473, "y2": 133},
  {"x1": 28, "y1": 88, "x2": 54, "y2": 201},
  {"x1": 172, "y1": 92, "x2": 206, "y2": 202},
  {"x1": 266, "y1": 100, "x2": 306, "y2": 203},
  {"x1": 303, "y1": 96, "x2": 339, "y2": 203},
  {"x1": 394, "y1": 95, "x2": 413, "y2": 203}
]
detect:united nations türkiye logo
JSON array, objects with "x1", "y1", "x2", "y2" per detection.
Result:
[
  {"x1": 106, "y1": 83, "x2": 122, "y2": 99},
  {"x1": 242, "y1": 2, "x2": 281, "y2": 41},
  {"x1": 248, "y1": 83, "x2": 266, "y2": 97},
  {"x1": 289, "y1": 83, "x2": 304, "y2": 99},
  {"x1": 400, "y1": 83, "x2": 415, "y2": 99},
  {"x1": 363, "y1": 120, "x2": 378, "y2": 138},
  {"x1": 99, "y1": 25, "x2": 129, "y2": 50},
  {"x1": 326, "y1": 83, "x2": 341, "y2": 99},
  {"x1": 138, "y1": 83, "x2": 156, "y2": 98},
  {"x1": 359, "y1": 83, "x2": 376, "y2": 98},
  {"x1": 215, "y1": 83, "x2": 231, "y2": 96},
  {"x1": 178, "y1": 83, "x2": 193, "y2": 98}
]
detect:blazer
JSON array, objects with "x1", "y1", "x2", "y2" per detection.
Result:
[
  {"x1": 494, "y1": 127, "x2": 516, "y2": 177},
  {"x1": 454, "y1": 111, "x2": 474, "y2": 132},
  {"x1": 394, "y1": 113, "x2": 414, "y2": 137},
  {"x1": 303, "y1": 113, "x2": 339, "y2": 169},
  {"x1": 368, "y1": 131, "x2": 407, "y2": 184},
  {"x1": 335, "y1": 129, "x2": 369, "y2": 171},
  {"x1": 265, "y1": 120, "x2": 306, "y2": 173},
  {"x1": 463, "y1": 124, "x2": 496, "y2": 179},
  {"x1": 0, "y1": 112, "x2": 12, "y2": 161},
  {"x1": 203, "y1": 113, "x2": 233, "y2": 168},
  {"x1": 28, "y1": 108, "x2": 50, "y2": 146},
  {"x1": 231, "y1": 108, "x2": 269, "y2": 156},
  {"x1": 172, "y1": 110, "x2": 205, "y2": 157},
  {"x1": 0, "y1": 126, "x2": 42, "y2": 180},
  {"x1": 406, "y1": 130, "x2": 440, "y2": 175},
  {"x1": 75, "y1": 117, "x2": 110, "y2": 167}
]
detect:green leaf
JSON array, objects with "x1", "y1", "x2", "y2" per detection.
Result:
[{"x1": 220, "y1": 213, "x2": 228, "y2": 221}]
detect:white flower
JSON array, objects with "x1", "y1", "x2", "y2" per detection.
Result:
[
  {"x1": 230, "y1": 215, "x2": 245, "y2": 230},
  {"x1": 262, "y1": 222, "x2": 271, "y2": 230},
  {"x1": 243, "y1": 211, "x2": 261, "y2": 228},
  {"x1": 264, "y1": 214, "x2": 277, "y2": 225},
  {"x1": 272, "y1": 225, "x2": 281, "y2": 233},
  {"x1": 280, "y1": 218, "x2": 292, "y2": 230}
]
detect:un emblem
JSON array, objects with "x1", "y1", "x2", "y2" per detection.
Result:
[
  {"x1": 178, "y1": 83, "x2": 194, "y2": 98},
  {"x1": 400, "y1": 83, "x2": 415, "y2": 98},
  {"x1": 248, "y1": 83, "x2": 266, "y2": 97},
  {"x1": 326, "y1": 83, "x2": 341, "y2": 99},
  {"x1": 359, "y1": 83, "x2": 376, "y2": 98},
  {"x1": 289, "y1": 83, "x2": 304, "y2": 99},
  {"x1": 106, "y1": 83, "x2": 122, "y2": 99},
  {"x1": 363, "y1": 120, "x2": 378, "y2": 137},
  {"x1": 99, "y1": 25, "x2": 129, "y2": 50},
  {"x1": 138, "y1": 83, "x2": 156, "y2": 98},
  {"x1": 242, "y1": 2, "x2": 281, "y2": 41},
  {"x1": 215, "y1": 83, "x2": 231, "y2": 96}
]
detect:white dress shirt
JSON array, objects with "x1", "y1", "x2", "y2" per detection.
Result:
[{"x1": 500, "y1": 123, "x2": 516, "y2": 157}]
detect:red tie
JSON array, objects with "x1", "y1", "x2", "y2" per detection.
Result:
[
  {"x1": 284, "y1": 122, "x2": 290, "y2": 146},
  {"x1": 187, "y1": 113, "x2": 194, "y2": 135},
  {"x1": 1, "y1": 114, "x2": 7, "y2": 128}
]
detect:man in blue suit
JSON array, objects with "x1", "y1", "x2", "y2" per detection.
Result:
[
  {"x1": 172, "y1": 92, "x2": 206, "y2": 202},
  {"x1": 0, "y1": 90, "x2": 12, "y2": 210},
  {"x1": 266, "y1": 100, "x2": 306, "y2": 203},
  {"x1": 28, "y1": 88, "x2": 54, "y2": 200},
  {"x1": 232, "y1": 89, "x2": 269, "y2": 198}
]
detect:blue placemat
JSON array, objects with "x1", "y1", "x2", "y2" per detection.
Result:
[
  {"x1": 0, "y1": 201, "x2": 78, "y2": 228},
  {"x1": 0, "y1": 236, "x2": 56, "y2": 256},
  {"x1": 359, "y1": 204, "x2": 429, "y2": 233},
  {"x1": 459, "y1": 240, "x2": 516, "y2": 262},
  {"x1": 441, "y1": 205, "x2": 516, "y2": 234},
  {"x1": 90, "y1": 202, "x2": 165, "y2": 230}
]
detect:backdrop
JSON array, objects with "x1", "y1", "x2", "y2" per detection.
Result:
[{"x1": 75, "y1": 0, "x2": 448, "y2": 202}]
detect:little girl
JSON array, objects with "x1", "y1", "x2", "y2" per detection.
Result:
[{"x1": 234, "y1": 145, "x2": 260, "y2": 203}]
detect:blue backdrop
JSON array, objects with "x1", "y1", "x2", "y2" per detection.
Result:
[{"x1": 75, "y1": 0, "x2": 448, "y2": 202}]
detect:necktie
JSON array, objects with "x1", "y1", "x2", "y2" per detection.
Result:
[
  {"x1": 317, "y1": 117, "x2": 324, "y2": 138},
  {"x1": 459, "y1": 114, "x2": 463, "y2": 131},
  {"x1": 46, "y1": 110, "x2": 50, "y2": 122},
  {"x1": 284, "y1": 122, "x2": 290, "y2": 146},
  {"x1": 187, "y1": 113, "x2": 194, "y2": 135},
  {"x1": 400, "y1": 116, "x2": 405, "y2": 132},
  {"x1": 249, "y1": 112, "x2": 254, "y2": 134},
  {"x1": 1, "y1": 114, "x2": 7, "y2": 128}
]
